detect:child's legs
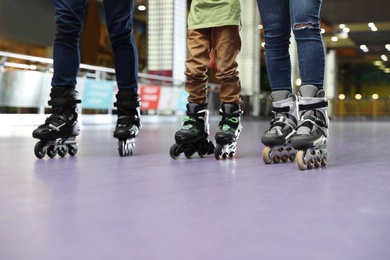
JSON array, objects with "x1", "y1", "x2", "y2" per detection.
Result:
[
  {"x1": 211, "y1": 26, "x2": 242, "y2": 104},
  {"x1": 185, "y1": 28, "x2": 212, "y2": 104}
]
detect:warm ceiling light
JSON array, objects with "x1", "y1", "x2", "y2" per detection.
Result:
[
  {"x1": 381, "y1": 55, "x2": 388, "y2": 62},
  {"x1": 339, "y1": 24, "x2": 346, "y2": 29},
  {"x1": 360, "y1": 45, "x2": 369, "y2": 52},
  {"x1": 138, "y1": 5, "x2": 146, "y2": 11},
  {"x1": 331, "y1": 36, "x2": 338, "y2": 42}
]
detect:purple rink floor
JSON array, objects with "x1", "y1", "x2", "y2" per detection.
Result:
[{"x1": 1, "y1": 118, "x2": 390, "y2": 260}]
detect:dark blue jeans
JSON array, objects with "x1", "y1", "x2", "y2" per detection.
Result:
[
  {"x1": 51, "y1": 0, "x2": 138, "y2": 90},
  {"x1": 256, "y1": 0, "x2": 325, "y2": 91}
]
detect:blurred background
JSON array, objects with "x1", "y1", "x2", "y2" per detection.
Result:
[{"x1": 1, "y1": 0, "x2": 390, "y2": 123}]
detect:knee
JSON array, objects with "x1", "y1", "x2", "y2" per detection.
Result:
[{"x1": 55, "y1": 14, "x2": 83, "y2": 37}]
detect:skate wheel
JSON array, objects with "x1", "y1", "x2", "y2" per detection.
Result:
[
  {"x1": 118, "y1": 140, "x2": 133, "y2": 157},
  {"x1": 272, "y1": 155, "x2": 281, "y2": 163},
  {"x1": 214, "y1": 144, "x2": 223, "y2": 160},
  {"x1": 184, "y1": 151, "x2": 194, "y2": 159},
  {"x1": 289, "y1": 153, "x2": 296, "y2": 162},
  {"x1": 228, "y1": 152, "x2": 235, "y2": 159},
  {"x1": 296, "y1": 150, "x2": 307, "y2": 170},
  {"x1": 281, "y1": 154, "x2": 289, "y2": 163},
  {"x1": 261, "y1": 146, "x2": 272, "y2": 164},
  {"x1": 34, "y1": 141, "x2": 46, "y2": 159},
  {"x1": 47, "y1": 145, "x2": 57, "y2": 158},
  {"x1": 169, "y1": 144, "x2": 181, "y2": 159},
  {"x1": 58, "y1": 146, "x2": 68, "y2": 157},
  {"x1": 68, "y1": 144, "x2": 78, "y2": 156},
  {"x1": 207, "y1": 141, "x2": 215, "y2": 155},
  {"x1": 198, "y1": 141, "x2": 209, "y2": 158},
  {"x1": 321, "y1": 157, "x2": 327, "y2": 167}
]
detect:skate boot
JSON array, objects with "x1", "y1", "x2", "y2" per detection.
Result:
[
  {"x1": 170, "y1": 103, "x2": 215, "y2": 159},
  {"x1": 113, "y1": 89, "x2": 141, "y2": 157},
  {"x1": 214, "y1": 103, "x2": 243, "y2": 160},
  {"x1": 290, "y1": 85, "x2": 329, "y2": 170},
  {"x1": 32, "y1": 87, "x2": 81, "y2": 159},
  {"x1": 261, "y1": 90, "x2": 298, "y2": 164}
]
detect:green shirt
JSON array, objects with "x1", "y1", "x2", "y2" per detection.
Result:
[{"x1": 188, "y1": 0, "x2": 241, "y2": 30}]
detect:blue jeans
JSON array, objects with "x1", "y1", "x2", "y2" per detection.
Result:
[
  {"x1": 256, "y1": 0, "x2": 325, "y2": 91},
  {"x1": 51, "y1": 0, "x2": 138, "y2": 90}
]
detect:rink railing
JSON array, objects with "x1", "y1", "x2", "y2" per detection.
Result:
[{"x1": 1, "y1": 51, "x2": 390, "y2": 122}]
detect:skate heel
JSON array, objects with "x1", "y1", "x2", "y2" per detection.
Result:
[
  {"x1": 290, "y1": 85, "x2": 329, "y2": 170},
  {"x1": 261, "y1": 91, "x2": 298, "y2": 164},
  {"x1": 170, "y1": 103, "x2": 215, "y2": 159},
  {"x1": 214, "y1": 103, "x2": 242, "y2": 160},
  {"x1": 113, "y1": 89, "x2": 141, "y2": 157}
]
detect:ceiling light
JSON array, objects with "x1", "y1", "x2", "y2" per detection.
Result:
[
  {"x1": 355, "y1": 94, "x2": 362, "y2": 100},
  {"x1": 381, "y1": 55, "x2": 388, "y2": 62},
  {"x1": 373, "y1": 61, "x2": 383, "y2": 66},
  {"x1": 386, "y1": 44, "x2": 390, "y2": 51},
  {"x1": 338, "y1": 94, "x2": 346, "y2": 100},
  {"x1": 360, "y1": 45, "x2": 369, "y2": 52},
  {"x1": 339, "y1": 24, "x2": 346, "y2": 29},
  {"x1": 371, "y1": 26, "x2": 378, "y2": 31},
  {"x1": 368, "y1": 22, "x2": 375, "y2": 27},
  {"x1": 331, "y1": 36, "x2": 338, "y2": 42},
  {"x1": 138, "y1": 5, "x2": 146, "y2": 11},
  {"x1": 372, "y1": 94, "x2": 379, "y2": 100}
]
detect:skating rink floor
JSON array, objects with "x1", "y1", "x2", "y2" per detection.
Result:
[{"x1": 1, "y1": 117, "x2": 390, "y2": 260}]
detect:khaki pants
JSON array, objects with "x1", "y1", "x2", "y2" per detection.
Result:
[{"x1": 185, "y1": 26, "x2": 242, "y2": 105}]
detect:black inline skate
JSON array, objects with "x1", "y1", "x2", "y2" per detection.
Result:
[
  {"x1": 261, "y1": 90, "x2": 298, "y2": 164},
  {"x1": 113, "y1": 89, "x2": 141, "y2": 157},
  {"x1": 170, "y1": 103, "x2": 214, "y2": 159},
  {"x1": 214, "y1": 103, "x2": 243, "y2": 160},
  {"x1": 32, "y1": 87, "x2": 81, "y2": 159},
  {"x1": 290, "y1": 85, "x2": 329, "y2": 170}
]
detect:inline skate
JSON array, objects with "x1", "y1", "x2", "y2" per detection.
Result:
[
  {"x1": 113, "y1": 89, "x2": 141, "y2": 157},
  {"x1": 32, "y1": 87, "x2": 81, "y2": 159},
  {"x1": 290, "y1": 85, "x2": 329, "y2": 170},
  {"x1": 214, "y1": 103, "x2": 243, "y2": 160},
  {"x1": 170, "y1": 103, "x2": 215, "y2": 159},
  {"x1": 261, "y1": 90, "x2": 298, "y2": 164}
]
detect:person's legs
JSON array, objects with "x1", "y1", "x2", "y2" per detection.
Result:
[
  {"x1": 256, "y1": 0, "x2": 291, "y2": 91},
  {"x1": 211, "y1": 26, "x2": 242, "y2": 159},
  {"x1": 212, "y1": 26, "x2": 241, "y2": 104},
  {"x1": 103, "y1": 0, "x2": 138, "y2": 90},
  {"x1": 185, "y1": 28, "x2": 212, "y2": 105},
  {"x1": 32, "y1": 0, "x2": 85, "y2": 159},
  {"x1": 290, "y1": 0, "x2": 325, "y2": 88},
  {"x1": 103, "y1": 0, "x2": 140, "y2": 156},
  {"x1": 170, "y1": 29, "x2": 215, "y2": 159},
  {"x1": 51, "y1": 0, "x2": 86, "y2": 88}
]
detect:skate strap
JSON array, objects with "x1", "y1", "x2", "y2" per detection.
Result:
[
  {"x1": 272, "y1": 106, "x2": 290, "y2": 113},
  {"x1": 48, "y1": 98, "x2": 81, "y2": 106},
  {"x1": 219, "y1": 110, "x2": 242, "y2": 118},
  {"x1": 187, "y1": 110, "x2": 207, "y2": 118},
  {"x1": 301, "y1": 115, "x2": 328, "y2": 128},
  {"x1": 114, "y1": 100, "x2": 140, "y2": 109},
  {"x1": 299, "y1": 100, "x2": 328, "y2": 111},
  {"x1": 271, "y1": 117, "x2": 297, "y2": 130}
]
